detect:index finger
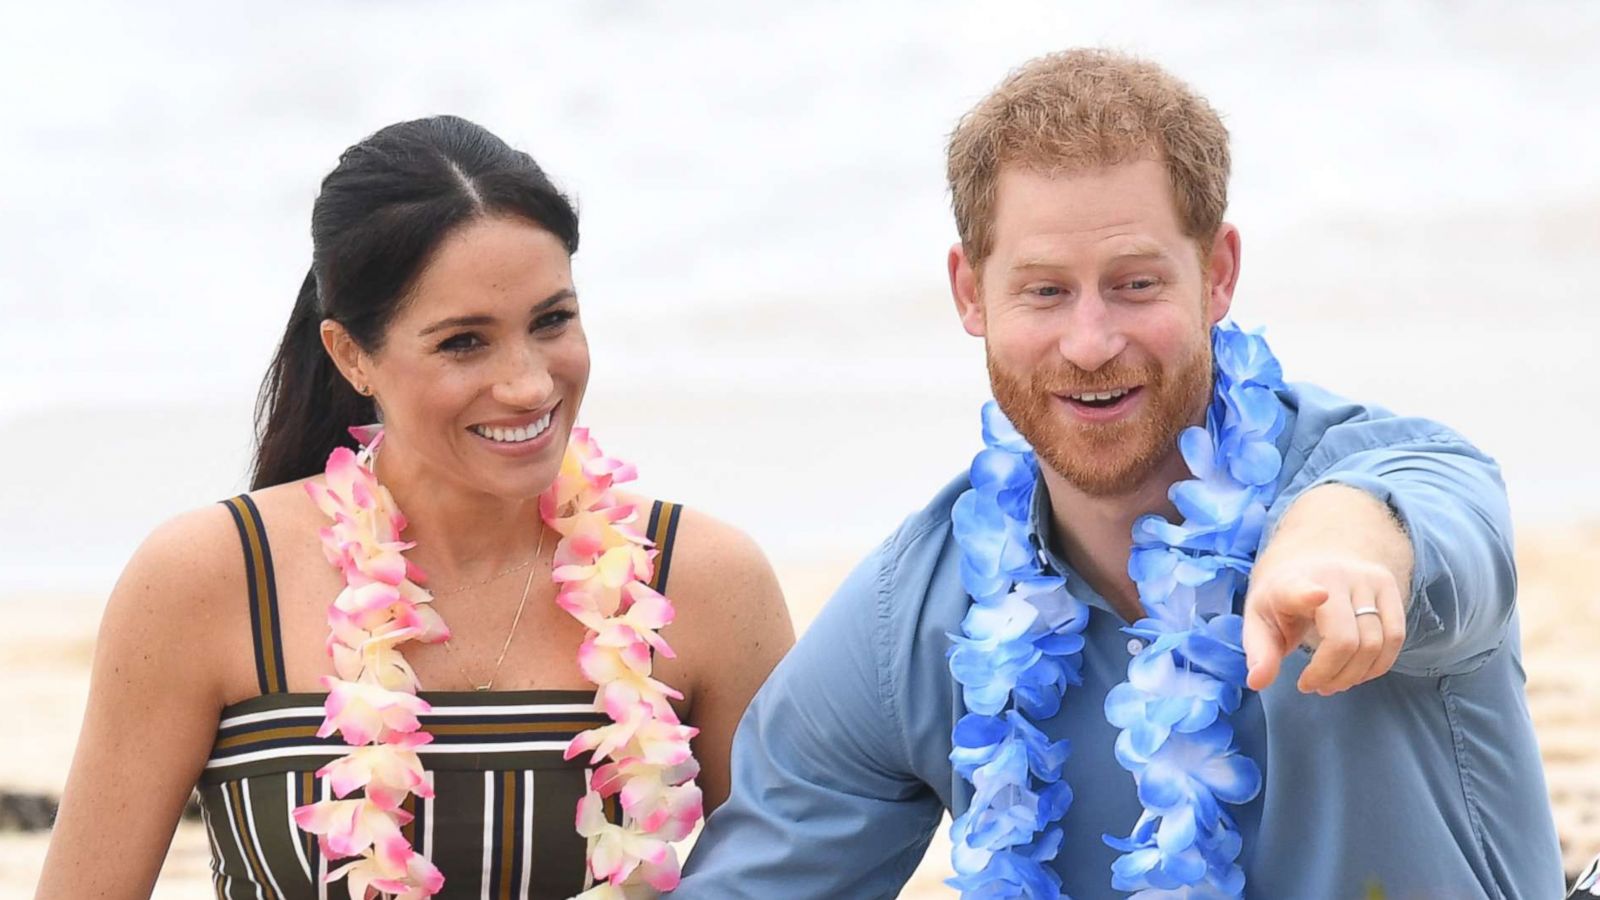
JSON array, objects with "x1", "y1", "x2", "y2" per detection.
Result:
[
  {"x1": 1273, "y1": 578, "x2": 1331, "y2": 617},
  {"x1": 1243, "y1": 606, "x2": 1288, "y2": 692}
]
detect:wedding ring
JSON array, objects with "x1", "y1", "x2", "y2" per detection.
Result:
[{"x1": 1353, "y1": 606, "x2": 1381, "y2": 617}]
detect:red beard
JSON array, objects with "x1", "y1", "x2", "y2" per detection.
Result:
[{"x1": 987, "y1": 338, "x2": 1213, "y2": 497}]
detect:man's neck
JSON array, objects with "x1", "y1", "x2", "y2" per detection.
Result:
[{"x1": 1039, "y1": 448, "x2": 1192, "y2": 623}]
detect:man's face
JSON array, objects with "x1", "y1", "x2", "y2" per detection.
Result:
[{"x1": 952, "y1": 159, "x2": 1236, "y2": 496}]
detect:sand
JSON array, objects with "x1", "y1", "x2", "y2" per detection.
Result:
[{"x1": 5, "y1": 531, "x2": 1596, "y2": 896}]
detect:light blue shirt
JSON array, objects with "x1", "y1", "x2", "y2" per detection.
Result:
[{"x1": 678, "y1": 383, "x2": 1563, "y2": 899}]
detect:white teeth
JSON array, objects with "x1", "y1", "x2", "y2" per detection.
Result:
[
  {"x1": 473, "y1": 411, "x2": 555, "y2": 443},
  {"x1": 1071, "y1": 388, "x2": 1130, "y2": 402}
]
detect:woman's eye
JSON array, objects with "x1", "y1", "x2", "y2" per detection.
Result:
[
  {"x1": 438, "y1": 333, "x2": 483, "y2": 354},
  {"x1": 533, "y1": 310, "x2": 577, "y2": 331}
]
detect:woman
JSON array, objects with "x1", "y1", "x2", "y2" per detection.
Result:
[{"x1": 37, "y1": 116, "x2": 794, "y2": 899}]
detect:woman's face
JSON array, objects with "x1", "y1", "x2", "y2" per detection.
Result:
[{"x1": 339, "y1": 214, "x2": 589, "y2": 501}]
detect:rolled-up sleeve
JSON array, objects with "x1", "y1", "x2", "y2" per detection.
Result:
[
  {"x1": 1268, "y1": 417, "x2": 1516, "y2": 677},
  {"x1": 675, "y1": 542, "x2": 944, "y2": 899}
]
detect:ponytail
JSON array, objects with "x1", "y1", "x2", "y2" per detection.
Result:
[{"x1": 251, "y1": 269, "x2": 375, "y2": 489}]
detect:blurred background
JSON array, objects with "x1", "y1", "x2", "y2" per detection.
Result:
[{"x1": 2, "y1": 1, "x2": 1596, "y2": 894}]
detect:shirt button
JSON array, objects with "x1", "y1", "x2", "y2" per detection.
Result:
[{"x1": 1127, "y1": 639, "x2": 1145, "y2": 655}]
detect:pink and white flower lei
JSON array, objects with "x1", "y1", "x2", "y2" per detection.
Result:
[
  {"x1": 293, "y1": 426, "x2": 447, "y2": 899},
  {"x1": 291, "y1": 426, "x2": 702, "y2": 900},
  {"x1": 543, "y1": 427, "x2": 703, "y2": 899}
]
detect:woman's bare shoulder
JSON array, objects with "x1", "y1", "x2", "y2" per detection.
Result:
[
  {"x1": 626, "y1": 496, "x2": 792, "y2": 653},
  {"x1": 123, "y1": 501, "x2": 245, "y2": 603},
  {"x1": 121, "y1": 480, "x2": 313, "y2": 617},
  {"x1": 661, "y1": 505, "x2": 776, "y2": 600},
  {"x1": 612, "y1": 493, "x2": 778, "y2": 604},
  {"x1": 244, "y1": 477, "x2": 322, "y2": 521},
  {"x1": 91, "y1": 499, "x2": 259, "y2": 708}
]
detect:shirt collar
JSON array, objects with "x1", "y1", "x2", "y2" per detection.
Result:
[
  {"x1": 1021, "y1": 385, "x2": 1300, "y2": 622},
  {"x1": 1026, "y1": 468, "x2": 1120, "y2": 617}
]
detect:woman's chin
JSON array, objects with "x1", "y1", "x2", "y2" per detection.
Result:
[
  {"x1": 447, "y1": 449, "x2": 561, "y2": 503},
  {"x1": 481, "y1": 461, "x2": 564, "y2": 502}
]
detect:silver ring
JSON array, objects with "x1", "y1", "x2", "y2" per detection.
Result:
[{"x1": 1353, "y1": 606, "x2": 1381, "y2": 618}]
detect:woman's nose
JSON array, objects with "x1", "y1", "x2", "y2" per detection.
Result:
[{"x1": 492, "y1": 350, "x2": 554, "y2": 408}]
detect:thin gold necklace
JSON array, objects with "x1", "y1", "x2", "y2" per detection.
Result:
[
  {"x1": 440, "y1": 523, "x2": 547, "y2": 692},
  {"x1": 429, "y1": 555, "x2": 537, "y2": 597}
]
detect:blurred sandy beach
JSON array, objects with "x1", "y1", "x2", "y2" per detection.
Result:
[
  {"x1": 4, "y1": 537, "x2": 1599, "y2": 894},
  {"x1": 3, "y1": 0, "x2": 1598, "y2": 895}
]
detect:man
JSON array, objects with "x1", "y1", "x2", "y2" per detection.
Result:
[{"x1": 677, "y1": 50, "x2": 1562, "y2": 898}]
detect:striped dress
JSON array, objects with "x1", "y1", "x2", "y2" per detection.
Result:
[{"x1": 198, "y1": 494, "x2": 684, "y2": 900}]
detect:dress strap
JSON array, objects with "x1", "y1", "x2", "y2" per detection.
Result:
[
  {"x1": 644, "y1": 500, "x2": 683, "y2": 594},
  {"x1": 220, "y1": 495, "x2": 287, "y2": 695}
]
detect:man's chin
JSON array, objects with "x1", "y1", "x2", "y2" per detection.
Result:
[
  {"x1": 1033, "y1": 432, "x2": 1171, "y2": 498},
  {"x1": 1048, "y1": 464, "x2": 1143, "y2": 497}
]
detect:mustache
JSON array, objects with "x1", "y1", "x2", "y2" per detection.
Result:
[{"x1": 1029, "y1": 361, "x2": 1160, "y2": 395}]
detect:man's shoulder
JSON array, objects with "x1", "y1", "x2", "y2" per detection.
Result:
[
  {"x1": 1281, "y1": 381, "x2": 1404, "y2": 437},
  {"x1": 874, "y1": 470, "x2": 972, "y2": 591},
  {"x1": 826, "y1": 472, "x2": 969, "y2": 621},
  {"x1": 883, "y1": 470, "x2": 968, "y2": 556},
  {"x1": 779, "y1": 471, "x2": 970, "y2": 719},
  {"x1": 1278, "y1": 381, "x2": 1492, "y2": 482}
]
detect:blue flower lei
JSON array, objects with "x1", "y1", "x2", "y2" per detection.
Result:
[{"x1": 947, "y1": 321, "x2": 1289, "y2": 898}]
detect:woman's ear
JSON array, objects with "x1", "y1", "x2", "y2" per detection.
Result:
[{"x1": 320, "y1": 320, "x2": 372, "y2": 396}]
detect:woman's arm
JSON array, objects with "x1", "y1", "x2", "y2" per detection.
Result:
[
  {"x1": 36, "y1": 506, "x2": 244, "y2": 898},
  {"x1": 658, "y1": 508, "x2": 795, "y2": 814}
]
